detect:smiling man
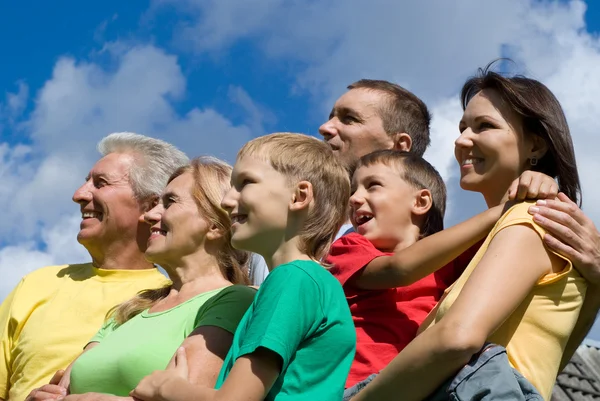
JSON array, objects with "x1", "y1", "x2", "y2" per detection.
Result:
[{"x1": 0, "y1": 132, "x2": 188, "y2": 401}]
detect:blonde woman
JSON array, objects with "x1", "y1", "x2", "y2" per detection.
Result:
[{"x1": 32, "y1": 157, "x2": 256, "y2": 400}]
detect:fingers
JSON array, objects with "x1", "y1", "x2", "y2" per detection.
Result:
[
  {"x1": 175, "y1": 347, "x2": 189, "y2": 377},
  {"x1": 26, "y1": 385, "x2": 67, "y2": 401},
  {"x1": 516, "y1": 173, "x2": 533, "y2": 201},
  {"x1": 49, "y1": 370, "x2": 65, "y2": 386},
  {"x1": 507, "y1": 177, "x2": 519, "y2": 201},
  {"x1": 557, "y1": 192, "x2": 577, "y2": 206},
  {"x1": 540, "y1": 233, "x2": 581, "y2": 264},
  {"x1": 530, "y1": 208, "x2": 583, "y2": 249},
  {"x1": 533, "y1": 197, "x2": 590, "y2": 228}
]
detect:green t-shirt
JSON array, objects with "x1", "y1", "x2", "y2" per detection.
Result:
[
  {"x1": 215, "y1": 260, "x2": 356, "y2": 400},
  {"x1": 70, "y1": 285, "x2": 256, "y2": 396}
]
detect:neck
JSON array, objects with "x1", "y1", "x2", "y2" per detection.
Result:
[
  {"x1": 161, "y1": 251, "x2": 230, "y2": 291},
  {"x1": 483, "y1": 186, "x2": 510, "y2": 209},
  {"x1": 381, "y1": 226, "x2": 420, "y2": 253},
  {"x1": 87, "y1": 241, "x2": 154, "y2": 271},
  {"x1": 262, "y1": 236, "x2": 312, "y2": 271}
]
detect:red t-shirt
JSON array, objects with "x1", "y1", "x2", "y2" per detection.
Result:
[{"x1": 326, "y1": 232, "x2": 480, "y2": 388}]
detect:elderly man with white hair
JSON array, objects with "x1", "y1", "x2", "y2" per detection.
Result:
[{"x1": 0, "y1": 132, "x2": 189, "y2": 401}]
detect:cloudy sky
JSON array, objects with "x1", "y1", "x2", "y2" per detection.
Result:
[{"x1": 2, "y1": 0, "x2": 600, "y2": 337}]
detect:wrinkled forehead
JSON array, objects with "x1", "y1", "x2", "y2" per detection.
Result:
[
  {"x1": 89, "y1": 152, "x2": 135, "y2": 179},
  {"x1": 335, "y1": 88, "x2": 388, "y2": 113}
]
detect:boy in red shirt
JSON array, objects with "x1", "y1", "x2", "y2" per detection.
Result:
[{"x1": 326, "y1": 150, "x2": 507, "y2": 396}]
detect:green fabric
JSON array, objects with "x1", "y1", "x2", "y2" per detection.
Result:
[
  {"x1": 70, "y1": 285, "x2": 256, "y2": 396},
  {"x1": 215, "y1": 260, "x2": 356, "y2": 400}
]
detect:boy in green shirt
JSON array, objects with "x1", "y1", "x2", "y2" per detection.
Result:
[{"x1": 132, "y1": 133, "x2": 356, "y2": 401}]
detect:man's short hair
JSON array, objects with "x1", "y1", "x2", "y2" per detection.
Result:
[
  {"x1": 348, "y1": 79, "x2": 432, "y2": 157},
  {"x1": 98, "y1": 132, "x2": 189, "y2": 200},
  {"x1": 355, "y1": 150, "x2": 446, "y2": 237}
]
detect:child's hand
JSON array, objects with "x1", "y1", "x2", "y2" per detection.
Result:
[
  {"x1": 131, "y1": 347, "x2": 189, "y2": 401},
  {"x1": 507, "y1": 171, "x2": 558, "y2": 201}
]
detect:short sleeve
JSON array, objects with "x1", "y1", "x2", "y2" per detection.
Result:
[
  {"x1": 194, "y1": 286, "x2": 257, "y2": 334},
  {"x1": 237, "y1": 263, "x2": 323, "y2": 370},
  {"x1": 89, "y1": 317, "x2": 118, "y2": 345},
  {"x1": 248, "y1": 254, "x2": 269, "y2": 286},
  {"x1": 0, "y1": 281, "x2": 22, "y2": 399},
  {"x1": 492, "y1": 202, "x2": 572, "y2": 284},
  {"x1": 326, "y1": 233, "x2": 388, "y2": 286}
]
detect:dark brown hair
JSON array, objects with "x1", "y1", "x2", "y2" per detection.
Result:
[
  {"x1": 461, "y1": 61, "x2": 581, "y2": 205},
  {"x1": 348, "y1": 79, "x2": 432, "y2": 157},
  {"x1": 355, "y1": 150, "x2": 446, "y2": 237}
]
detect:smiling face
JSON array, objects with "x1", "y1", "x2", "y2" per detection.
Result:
[
  {"x1": 456, "y1": 89, "x2": 536, "y2": 207},
  {"x1": 72, "y1": 152, "x2": 146, "y2": 252},
  {"x1": 350, "y1": 162, "x2": 422, "y2": 251},
  {"x1": 142, "y1": 172, "x2": 213, "y2": 267},
  {"x1": 220, "y1": 155, "x2": 295, "y2": 257},
  {"x1": 319, "y1": 88, "x2": 394, "y2": 167}
]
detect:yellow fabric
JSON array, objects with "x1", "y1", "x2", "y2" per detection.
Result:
[
  {"x1": 0, "y1": 263, "x2": 169, "y2": 401},
  {"x1": 429, "y1": 202, "x2": 587, "y2": 400}
]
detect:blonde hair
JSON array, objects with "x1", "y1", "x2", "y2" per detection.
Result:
[
  {"x1": 238, "y1": 133, "x2": 350, "y2": 261},
  {"x1": 109, "y1": 157, "x2": 250, "y2": 325}
]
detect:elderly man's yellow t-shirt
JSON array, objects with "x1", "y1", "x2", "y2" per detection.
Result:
[{"x1": 0, "y1": 263, "x2": 169, "y2": 401}]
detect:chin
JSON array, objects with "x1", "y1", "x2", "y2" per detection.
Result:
[{"x1": 459, "y1": 177, "x2": 483, "y2": 192}]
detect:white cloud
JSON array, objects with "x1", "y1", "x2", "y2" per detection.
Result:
[
  {"x1": 154, "y1": 0, "x2": 600, "y2": 339},
  {"x1": 0, "y1": 43, "x2": 260, "y2": 300}
]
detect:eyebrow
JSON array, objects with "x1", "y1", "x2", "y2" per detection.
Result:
[
  {"x1": 330, "y1": 106, "x2": 361, "y2": 119},
  {"x1": 162, "y1": 191, "x2": 180, "y2": 201},
  {"x1": 459, "y1": 114, "x2": 501, "y2": 127}
]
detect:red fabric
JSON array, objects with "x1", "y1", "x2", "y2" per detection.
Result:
[{"x1": 326, "y1": 232, "x2": 481, "y2": 388}]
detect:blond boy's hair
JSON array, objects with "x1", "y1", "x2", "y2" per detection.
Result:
[{"x1": 238, "y1": 133, "x2": 351, "y2": 261}]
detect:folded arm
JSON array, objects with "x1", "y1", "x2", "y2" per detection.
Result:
[
  {"x1": 352, "y1": 204, "x2": 505, "y2": 290},
  {"x1": 353, "y1": 223, "x2": 555, "y2": 400}
]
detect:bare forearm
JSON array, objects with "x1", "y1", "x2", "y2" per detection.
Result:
[
  {"x1": 360, "y1": 205, "x2": 503, "y2": 289},
  {"x1": 560, "y1": 285, "x2": 600, "y2": 371},
  {"x1": 159, "y1": 378, "x2": 217, "y2": 401},
  {"x1": 354, "y1": 324, "x2": 475, "y2": 401}
]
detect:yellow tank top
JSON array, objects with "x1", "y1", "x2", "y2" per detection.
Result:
[{"x1": 427, "y1": 202, "x2": 586, "y2": 400}]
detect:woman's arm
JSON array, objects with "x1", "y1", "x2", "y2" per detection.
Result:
[
  {"x1": 62, "y1": 324, "x2": 234, "y2": 401},
  {"x1": 353, "y1": 223, "x2": 556, "y2": 400},
  {"x1": 172, "y1": 325, "x2": 234, "y2": 388},
  {"x1": 131, "y1": 347, "x2": 281, "y2": 401},
  {"x1": 351, "y1": 203, "x2": 505, "y2": 290}
]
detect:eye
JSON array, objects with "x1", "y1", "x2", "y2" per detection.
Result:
[
  {"x1": 163, "y1": 197, "x2": 176, "y2": 209},
  {"x1": 478, "y1": 122, "x2": 495, "y2": 130},
  {"x1": 367, "y1": 181, "x2": 382, "y2": 190},
  {"x1": 93, "y1": 179, "x2": 107, "y2": 189},
  {"x1": 341, "y1": 115, "x2": 359, "y2": 124}
]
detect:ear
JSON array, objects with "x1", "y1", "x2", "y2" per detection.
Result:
[
  {"x1": 289, "y1": 181, "x2": 314, "y2": 212},
  {"x1": 205, "y1": 223, "x2": 225, "y2": 241},
  {"x1": 529, "y1": 134, "x2": 549, "y2": 161},
  {"x1": 412, "y1": 189, "x2": 433, "y2": 216},
  {"x1": 391, "y1": 133, "x2": 412, "y2": 152}
]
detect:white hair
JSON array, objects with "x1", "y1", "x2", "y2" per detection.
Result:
[{"x1": 98, "y1": 132, "x2": 190, "y2": 199}]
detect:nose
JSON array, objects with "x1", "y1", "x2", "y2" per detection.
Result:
[
  {"x1": 349, "y1": 188, "x2": 366, "y2": 208},
  {"x1": 72, "y1": 181, "x2": 93, "y2": 205},
  {"x1": 142, "y1": 202, "x2": 164, "y2": 225},
  {"x1": 455, "y1": 128, "x2": 474, "y2": 150},
  {"x1": 318, "y1": 118, "x2": 338, "y2": 141},
  {"x1": 220, "y1": 187, "x2": 238, "y2": 213}
]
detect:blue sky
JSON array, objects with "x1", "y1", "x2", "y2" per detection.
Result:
[{"x1": 2, "y1": 0, "x2": 600, "y2": 339}]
